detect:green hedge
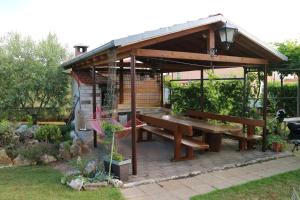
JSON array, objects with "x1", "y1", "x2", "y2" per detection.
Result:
[
  {"x1": 170, "y1": 79, "x2": 244, "y2": 116},
  {"x1": 268, "y1": 83, "x2": 297, "y2": 116},
  {"x1": 169, "y1": 80, "x2": 298, "y2": 117}
]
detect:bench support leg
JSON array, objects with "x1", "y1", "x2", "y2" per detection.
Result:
[
  {"x1": 239, "y1": 139, "x2": 247, "y2": 151},
  {"x1": 137, "y1": 129, "x2": 143, "y2": 142},
  {"x1": 185, "y1": 147, "x2": 195, "y2": 160},
  {"x1": 137, "y1": 129, "x2": 153, "y2": 142},
  {"x1": 147, "y1": 132, "x2": 152, "y2": 141}
]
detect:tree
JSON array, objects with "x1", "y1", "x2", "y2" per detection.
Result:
[
  {"x1": 273, "y1": 39, "x2": 300, "y2": 115},
  {"x1": 0, "y1": 32, "x2": 70, "y2": 121}
]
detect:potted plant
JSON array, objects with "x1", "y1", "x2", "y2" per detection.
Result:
[
  {"x1": 90, "y1": 107, "x2": 145, "y2": 181},
  {"x1": 267, "y1": 134, "x2": 285, "y2": 152},
  {"x1": 101, "y1": 120, "x2": 132, "y2": 181}
]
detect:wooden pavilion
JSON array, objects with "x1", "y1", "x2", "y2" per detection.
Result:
[{"x1": 62, "y1": 14, "x2": 287, "y2": 175}]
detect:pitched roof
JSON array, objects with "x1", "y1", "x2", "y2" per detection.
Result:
[{"x1": 62, "y1": 14, "x2": 287, "y2": 69}]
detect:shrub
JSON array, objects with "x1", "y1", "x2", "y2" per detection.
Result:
[
  {"x1": 169, "y1": 78, "x2": 244, "y2": 116},
  {"x1": 63, "y1": 140, "x2": 72, "y2": 151},
  {"x1": 0, "y1": 120, "x2": 17, "y2": 146},
  {"x1": 268, "y1": 83, "x2": 297, "y2": 116},
  {"x1": 59, "y1": 124, "x2": 72, "y2": 141},
  {"x1": 5, "y1": 144, "x2": 18, "y2": 159},
  {"x1": 18, "y1": 142, "x2": 59, "y2": 162},
  {"x1": 35, "y1": 125, "x2": 62, "y2": 143}
]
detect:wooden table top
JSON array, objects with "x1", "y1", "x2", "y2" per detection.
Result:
[{"x1": 145, "y1": 114, "x2": 231, "y2": 134}]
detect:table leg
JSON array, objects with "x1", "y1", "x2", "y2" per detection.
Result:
[{"x1": 173, "y1": 131, "x2": 182, "y2": 161}]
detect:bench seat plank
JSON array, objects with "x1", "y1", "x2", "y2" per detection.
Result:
[{"x1": 141, "y1": 125, "x2": 209, "y2": 150}]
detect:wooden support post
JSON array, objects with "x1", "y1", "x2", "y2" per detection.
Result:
[
  {"x1": 242, "y1": 67, "x2": 247, "y2": 132},
  {"x1": 92, "y1": 66, "x2": 97, "y2": 148},
  {"x1": 130, "y1": 54, "x2": 137, "y2": 175},
  {"x1": 297, "y1": 73, "x2": 300, "y2": 116},
  {"x1": 262, "y1": 64, "x2": 268, "y2": 152},
  {"x1": 207, "y1": 28, "x2": 215, "y2": 52},
  {"x1": 200, "y1": 68, "x2": 204, "y2": 112},
  {"x1": 119, "y1": 60, "x2": 124, "y2": 104},
  {"x1": 160, "y1": 73, "x2": 164, "y2": 107},
  {"x1": 243, "y1": 67, "x2": 247, "y2": 116}
]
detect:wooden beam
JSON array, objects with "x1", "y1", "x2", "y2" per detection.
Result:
[
  {"x1": 200, "y1": 69, "x2": 204, "y2": 112},
  {"x1": 262, "y1": 64, "x2": 268, "y2": 152},
  {"x1": 92, "y1": 66, "x2": 97, "y2": 148},
  {"x1": 160, "y1": 73, "x2": 164, "y2": 107},
  {"x1": 119, "y1": 60, "x2": 124, "y2": 104},
  {"x1": 118, "y1": 25, "x2": 211, "y2": 54},
  {"x1": 130, "y1": 55, "x2": 137, "y2": 175},
  {"x1": 134, "y1": 49, "x2": 269, "y2": 65},
  {"x1": 207, "y1": 28, "x2": 215, "y2": 51},
  {"x1": 74, "y1": 51, "x2": 131, "y2": 70}
]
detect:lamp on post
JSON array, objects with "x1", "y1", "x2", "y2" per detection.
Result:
[{"x1": 218, "y1": 22, "x2": 238, "y2": 50}]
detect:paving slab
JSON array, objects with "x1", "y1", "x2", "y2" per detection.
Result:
[{"x1": 122, "y1": 155, "x2": 300, "y2": 200}]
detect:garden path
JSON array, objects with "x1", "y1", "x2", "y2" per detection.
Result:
[{"x1": 121, "y1": 155, "x2": 300, "y2": 200}]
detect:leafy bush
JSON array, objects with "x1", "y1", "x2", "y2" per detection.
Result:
[
  {"x1": 63, "y1": 140, "x2": 72, "y2": 151},
  {"x1": 59, "y1": 124, "x2": 72, "y2": 141},
  {"x1": 169, "y1": 75, "x2": 244, "y2": 116},
  {"x1": 0, "y1": 120, "x2": 17, "y2": 146},
  {"x1": 268, "y1": 83, "x2": 297, "y2": 116},
  {"x1": 5, "y1": 144, "x2": 18, "y2": 159},
  {"x1": 35, "y1": 125, "x2": 62, "y2": 143},
  {"x1": 101, "y1": 120, "x2": 123, "y2": 139},
  {"x1": 267, "y1": 134, "x2": 285, "y2": 146},
  {"x1": 112, "y1": 152, "x2": 124, "y2": 162},
  {"x1": 18, "y1": 142, "x2": 59, "y2": 162}
]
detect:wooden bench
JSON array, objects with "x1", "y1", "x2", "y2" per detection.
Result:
[
  {"x1": 137, "y1": 114, "x2": 209, "y2": 161},
  {"x1": 186, "y1": 110, "x2": 265, "y2": 151}
]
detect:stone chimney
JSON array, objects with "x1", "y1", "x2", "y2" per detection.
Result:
[{"x1": 74, "y1": 44, "x2": 89, "y2": 57}]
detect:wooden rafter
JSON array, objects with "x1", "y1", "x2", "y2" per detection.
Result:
[
  {"x1": 133, "y1": 49, "x2": 268, "y2": 65},
  {"x1": 117, "y1": 25, "x2": 211, "y2": 54}
]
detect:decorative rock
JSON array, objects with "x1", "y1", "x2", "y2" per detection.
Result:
[
  {"x1": 15, "y1": 125, "x2": 39, "y2": 141},
  {"x1": 13, "y1": 155, "x2": 35, "y2": 166},
  {"x1": 15, "y1": 124, "x2": 28, "y2": 134},
  {"x1": 70, "y1": 138, "x2": 82, "y2": 157},
  {"x1": 83, "y1": 182, "x2": 108, "y2": 191},
  {"x1": 70, "y1": 144, "x2": 80, "y2": 158},
  {"x1": 0, "y1": 149, "x2": 13, "y2": 166},
  {"x1": 68, "y1": 178, "x2": 84, "y2": 191},
  {"x1": 84, "y1": 160, "x2": 97, "y2": 175},
  {"x1": 108, "y1": 178, "x2": 123, "y2": 188},
  {"x1": 26, "y1": 139, "x2": 39, "y2": 146},
  {"x1": 70, "y1": 130, "x2": 77, "y2": 140},
  {"x1": 58, "y1": 143, "x2": 71, "y2": 161},
  {"x1": 40, "y1": 154, "x2": 57, "y2": 164},
  {"x1": 80, "y1": 144, "x2": 90, "y2": 154}
]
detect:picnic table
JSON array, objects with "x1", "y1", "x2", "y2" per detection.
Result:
[{"x1": 145, "y1": 114, "x2": 238, "y2": 152}]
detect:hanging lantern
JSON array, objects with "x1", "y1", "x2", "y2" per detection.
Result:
[{"x1": 218, "y1": 22, "x2": 238, "y2": 50}]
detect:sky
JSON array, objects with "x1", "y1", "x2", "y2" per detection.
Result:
[{"x1": 0, "y1": 0, "x2": 300, "y2": 52}]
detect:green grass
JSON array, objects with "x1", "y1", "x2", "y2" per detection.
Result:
[
  {"x1": 191, "y1": 169, "x2": 300, "y2": 200},
  {"x1": 0, "y1": 166, "x2": 124, "y2": 200}
]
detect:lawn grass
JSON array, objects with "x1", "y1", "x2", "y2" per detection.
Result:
[
  {"x1": 0, "y1": 166, "x2": 124, "y2": 200},
  {"x1": 191, "y1": 168, "x2": 300, "y2": 200}
]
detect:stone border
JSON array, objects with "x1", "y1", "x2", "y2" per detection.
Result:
[
  {"x1": 0, "y1": 165, "x2": 13, "y2": 169},
  {"x1": 123, "y1": 151, "x2": 294, "y2": 188}
]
